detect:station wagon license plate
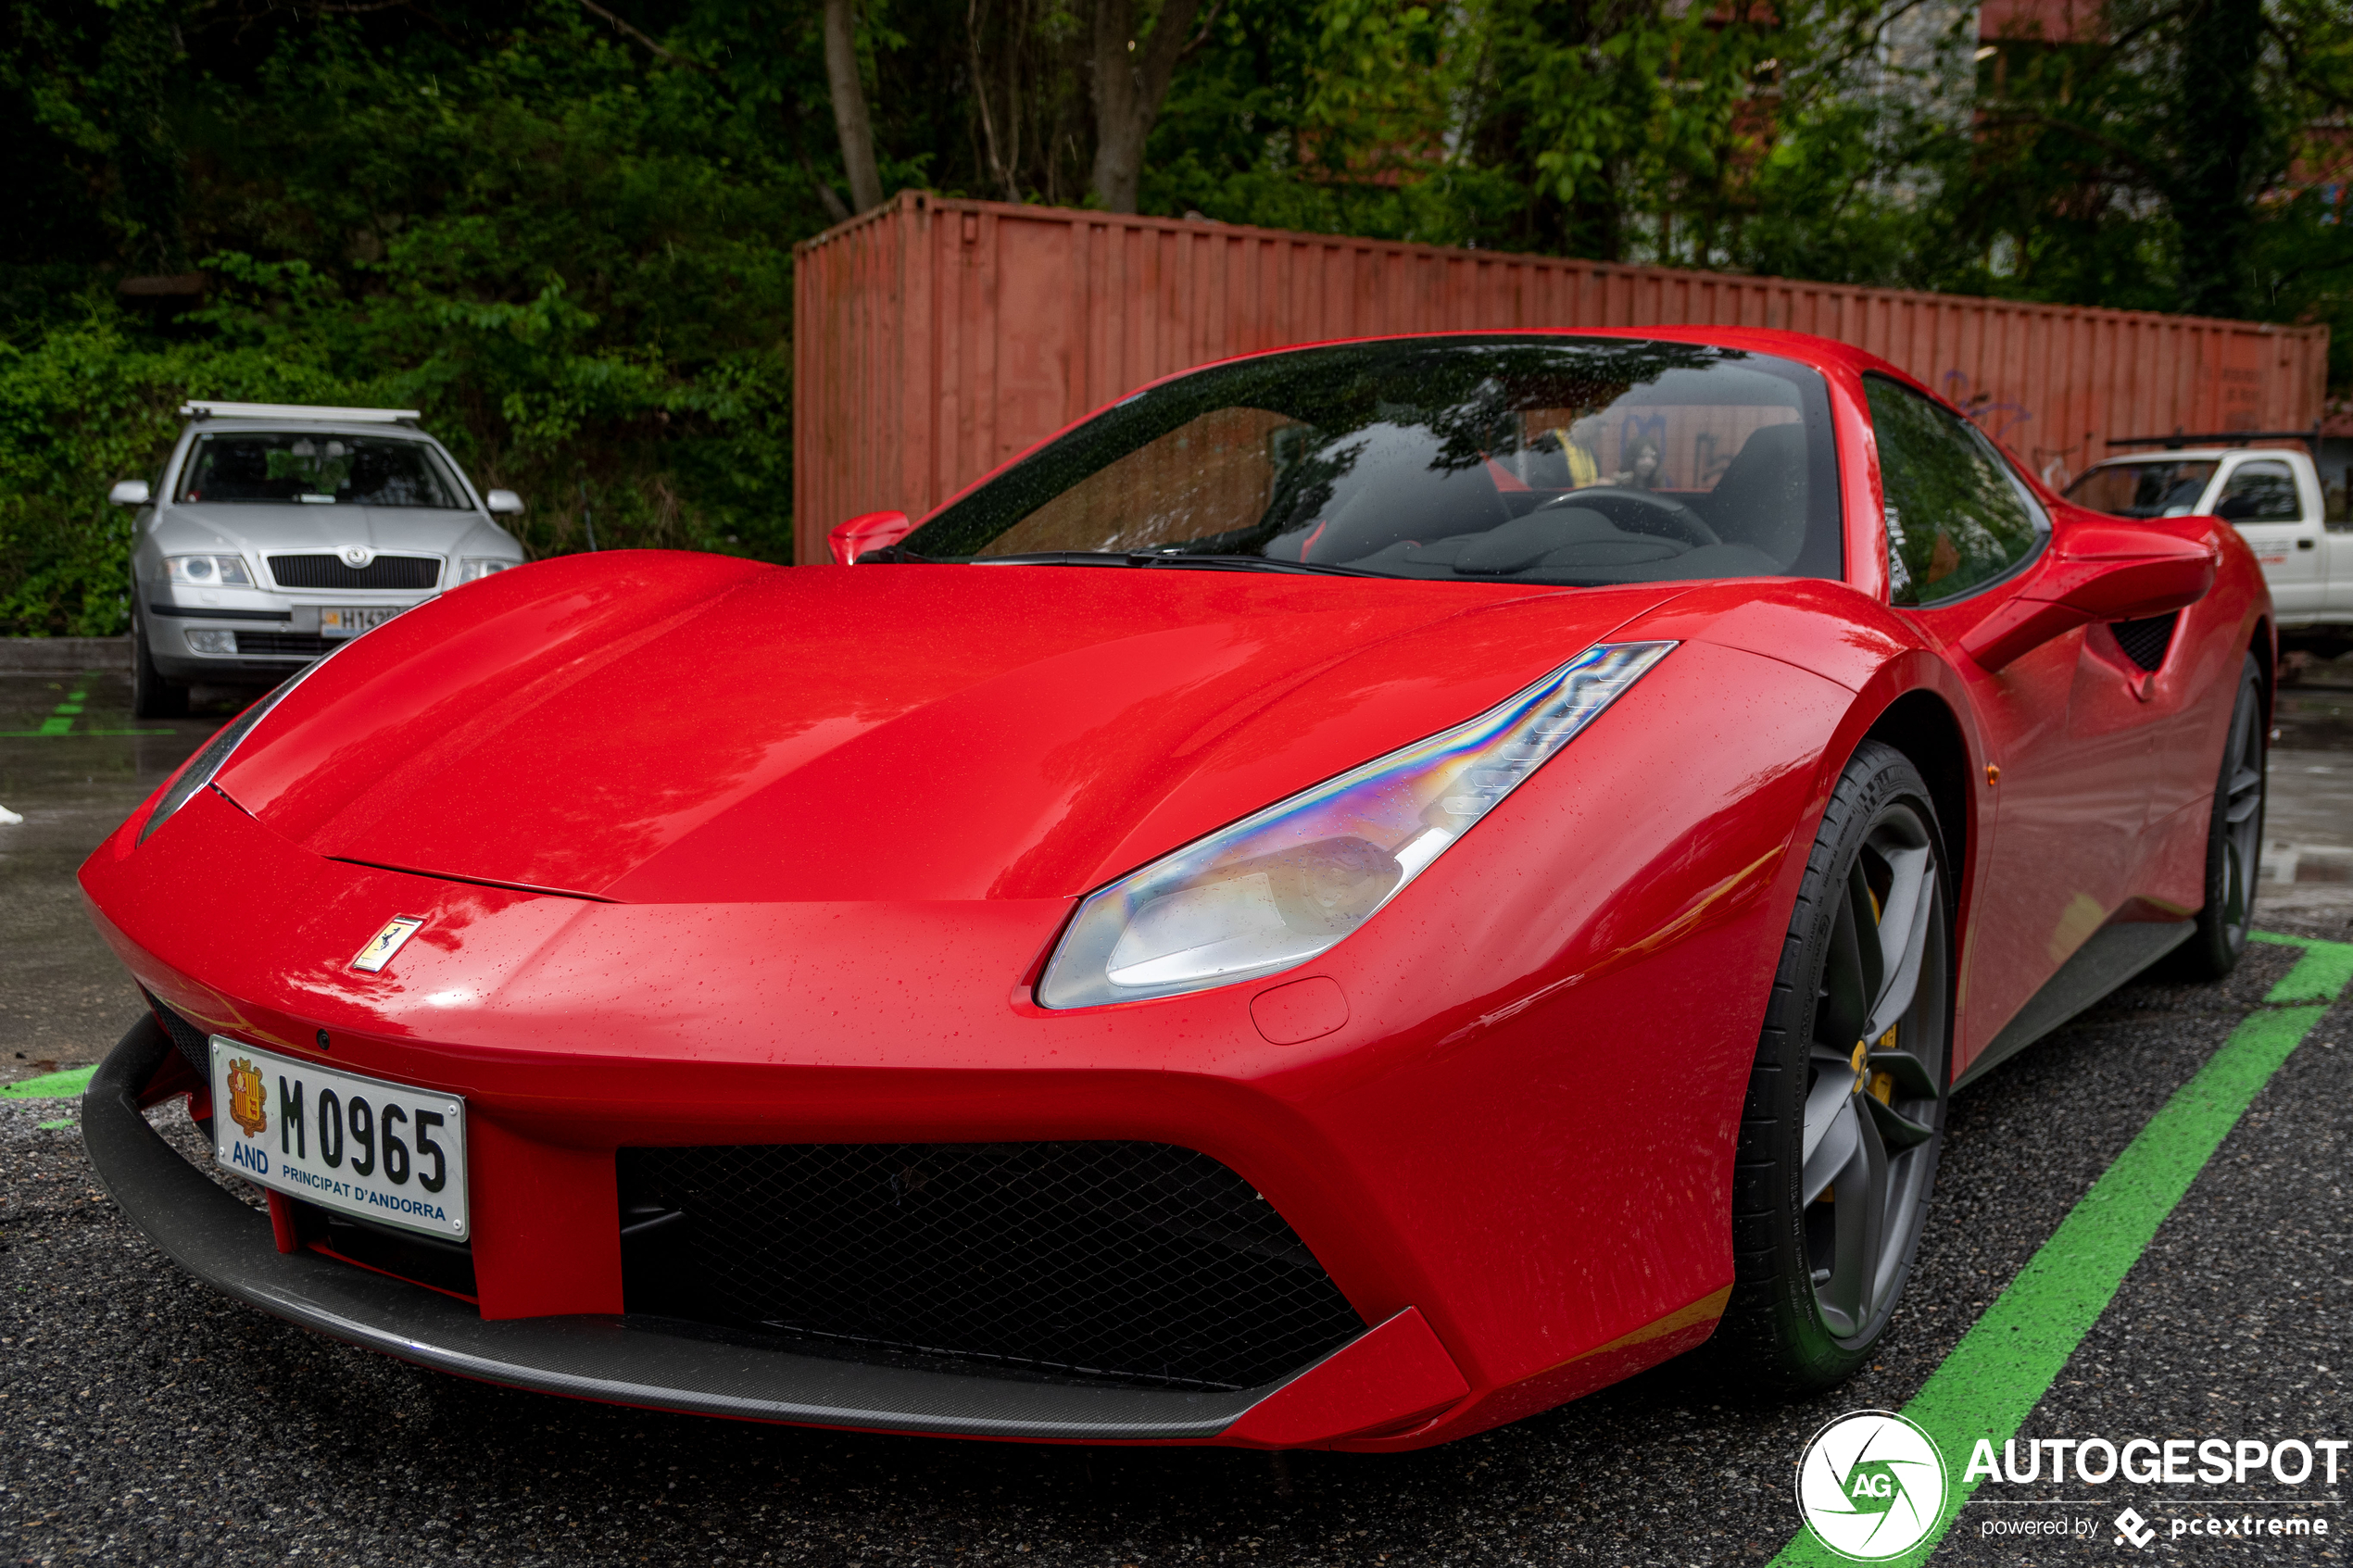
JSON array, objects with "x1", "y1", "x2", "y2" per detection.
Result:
[
  {"x1": 209, "y1": 1038, "x2": 469, "y2": 1239},
  {"x1": 318, "y1": 606, "x2": 402, "y2": 637}
]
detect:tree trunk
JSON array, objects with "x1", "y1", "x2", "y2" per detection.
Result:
[
  {"x1": 2171, "y1": 0, "x2": 2263, "y2": 317},
  {"x1": 824, "y1": 0, "x2": 886, "y2": 213},
  {"x1": 1088, "y1": 0, "x2": 1204, "y2": 213}
]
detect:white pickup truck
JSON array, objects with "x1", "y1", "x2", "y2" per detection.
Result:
[{"x1": 2064, "y1": 445, "x2": 2353, "y2": 663}]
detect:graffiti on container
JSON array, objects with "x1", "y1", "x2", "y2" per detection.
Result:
[
  {"x1": 1940, "y1": 370, "x2": 2033, "y2": 444},
  {"x1": 2032, "y1": 432, "x2": 2098, "y2": 492}
]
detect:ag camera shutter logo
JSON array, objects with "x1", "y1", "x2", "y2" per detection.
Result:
[{"x1": 1796, "y1": 1411, "x2": 1949, "y2": 1560}]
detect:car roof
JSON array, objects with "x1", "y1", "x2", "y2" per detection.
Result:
[
  {"x1": 184, "y1": 420, "x2": 440, "y2": 440},
  {"x1": 2084, "y1": 448, "x2": 2302, "y2": 466}
]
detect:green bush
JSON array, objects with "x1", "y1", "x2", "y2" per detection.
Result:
[{"x1": 0, "y1": 3, "x2": 815, "y2": 636}]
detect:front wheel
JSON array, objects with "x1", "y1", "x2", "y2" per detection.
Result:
[
  {"x1": 2171, "y1": 653, "x2": 2265, "y2": 981},
  {"x1": 1717, "y1": 740, "x2": 1952, "y2": 1392}
]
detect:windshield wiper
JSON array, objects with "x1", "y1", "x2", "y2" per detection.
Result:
[
  {"x1": 1155, "y1": 553, "x2": 1386, "y2": 579},
  {"x1": 966, "y1": 550, "x2": 1382, "y2": 578}
]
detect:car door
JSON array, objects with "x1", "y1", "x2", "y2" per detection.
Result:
[
  {"x1": 2208, "y1": 457, "x2": 2322, "y2": 618},
  {"x1": 2323, "y1": 466, "x2": 2353, "y2": 621},
  {"x1": 1866, "y1": 375, "x2": 2155, "y2": 1063}
]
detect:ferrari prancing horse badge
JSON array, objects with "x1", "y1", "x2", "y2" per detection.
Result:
[{"x1": 351, "y1": 916, "x2": 425, "y2": 973}]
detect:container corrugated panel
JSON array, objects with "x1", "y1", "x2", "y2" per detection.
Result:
[{"x1": 793, "y1": 192, "x2": 2331, "y2": 562}]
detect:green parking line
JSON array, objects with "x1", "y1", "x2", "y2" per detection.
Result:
[
  {"x1": 1, "y1": 1065, "x2": 97, "y2": 1099},
  {"x1": 0, "y1": 687, "x2": 170, "y2": 738},
  {"x1": 2252, "y1": 930, "x2": 2353, "y2": 1004},
  {"x1": 1775, "y1": 933, "x2": 2351, "y2": 1566}
]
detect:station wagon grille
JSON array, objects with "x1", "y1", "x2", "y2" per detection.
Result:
[
  {"x1": 268, "y1": 555, "x2": 439, "y2": 590},
  {"x1": 616, "y1": 1141, "x2": 1366, "y2": 1391}
]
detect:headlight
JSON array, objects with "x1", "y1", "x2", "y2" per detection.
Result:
[
  {"x1": 163, "y1": 555, "x2": 253, "y2": 587},
  {"x1": 140, "y1": 649, "x2": 344, "y2": 843},
  {"x1": 457, "y1": 558, "x2": 517, "y2": 583},
  {"x1": 1035, "y1": 641, "x2": 1677, "y2": 1009}
]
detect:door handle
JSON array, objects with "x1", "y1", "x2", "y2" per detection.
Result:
[{"x1": 2297, "y1": 537, "x2": 2316, "y2": 549}]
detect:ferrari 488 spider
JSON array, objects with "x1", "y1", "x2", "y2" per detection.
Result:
[{"x1": 82, "y1": 328, "x2": 2267, "y2": 1450}]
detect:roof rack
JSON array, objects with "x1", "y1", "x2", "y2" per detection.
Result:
[
  {"x1": 2106, "y1": 421, "x2": 2321, "y2": 454},
  {"x1": 180, "y1": 401, "x2": 422, "y2": 426}
]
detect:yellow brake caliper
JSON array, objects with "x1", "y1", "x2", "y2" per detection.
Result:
[
  {"x1": 1826, "y1": 882, "x2": 1901, "y2": 1206},
  {"x1": 1861, "y1": 884, "x2": 1897, "y2": 1104}
]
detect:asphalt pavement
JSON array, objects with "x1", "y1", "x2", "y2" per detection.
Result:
[{"x1": 2, "y1": 662, "x2": 2347, "y2": 1567}]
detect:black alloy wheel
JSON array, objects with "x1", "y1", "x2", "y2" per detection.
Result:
[
  {"x1": 2172, "y1": 653, "x2": 2265, "y2": 981},
  {"x1": 1718, "y1": 740, "x2": 1952, "y2": 1391},
  {"x1": 132, "y1": 610, "x2": 189, "y2": 721}
]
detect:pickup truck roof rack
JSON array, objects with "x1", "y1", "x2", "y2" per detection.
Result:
[
  {"x1": 179, "y1": 401, "x2": 422, "y2": 426},
  {"x1": 2106, "y1": 422, "x2": 2322, "y2": 454}
]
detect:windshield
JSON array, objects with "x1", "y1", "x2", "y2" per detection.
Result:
[
  {"x1": 899, "y1": 337, "x2": 1843, "y2": 585},
  {"x1": 2064, "y1": 459, "x2": 2217, "y2": 520},
  {"x1": 177, "y1": 433, "x2": 470, "y2": 508}
]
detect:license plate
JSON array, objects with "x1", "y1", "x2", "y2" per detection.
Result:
[
  {"x1": 209, "y1": 1038, "x2": 469, "y2": 1240},
  {"x1": 319, "y1": 607, "x2": 402, "y2": 638}
]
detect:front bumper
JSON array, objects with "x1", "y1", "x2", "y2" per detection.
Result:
[
  {"x1": 145, "y1": 596, "x2": 434, "y2": 679},
  {"x1": 82, "y1": 1016, "x2": 1467, "y2": 1445}
]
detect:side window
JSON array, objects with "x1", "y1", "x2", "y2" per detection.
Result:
[
  {"x1": 2213, "y1": 460, "x2": 2302, "y2": 523},
  {"x1": 1866, "y1": 374, "x2": 2050, "y2": 606}
]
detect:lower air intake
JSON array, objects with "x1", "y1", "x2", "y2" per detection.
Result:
[
  {"x1": 144, "y1": 991, "x2": 212, "y2": 1083},
  {"x1": 617, "y1": 1141, "x2": 1366, "y2": 1391},
  {"x1": 234, "y1": 632, "x2": 337, "y2": 657}
]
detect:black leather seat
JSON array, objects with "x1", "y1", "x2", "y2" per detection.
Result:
[{"x1": 1705, "y1": 424, "x2": 1808, "y2": 566}]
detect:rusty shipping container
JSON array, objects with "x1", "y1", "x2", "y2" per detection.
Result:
[{"x1": 793, "y1": 192, "x2": 2331, "y2": 562}]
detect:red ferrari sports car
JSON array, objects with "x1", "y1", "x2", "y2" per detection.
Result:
[{"x1": 82, "y1": 328, "x2": 2265, "y2": 1451}]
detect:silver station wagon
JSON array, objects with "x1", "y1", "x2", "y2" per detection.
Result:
[{"x1": 110, "y1": 401, "x2": 527, "y2": 717}]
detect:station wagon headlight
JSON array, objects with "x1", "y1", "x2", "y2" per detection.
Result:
[
  {"x1": 457, "y1": 558, "x2": 516, "y2": 584},
  {"x1": 163, "y1": 555, "x2": 254, "y2": 587},
  {"x1": 1035, "y1": 641, "x2": 1677, "y2": 1010}
]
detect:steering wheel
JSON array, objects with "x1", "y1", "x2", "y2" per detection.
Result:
[{"x1": 1543, "y1": 487, "x2": 1720, "y2": 548}]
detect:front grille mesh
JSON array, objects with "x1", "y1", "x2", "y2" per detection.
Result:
[
  {"x1": 144, "y1": 992, "x2": 213, "y2": 1083},
  {"x1": 617, "y1": 1141, "x2": 1367, "y2": 1391},
  {"x1": 267, "y1": 554, "x2": 438, "y2": 590},
  {"x1": 2111, "y1": 612, "x2": 2179, "y2": 672}
]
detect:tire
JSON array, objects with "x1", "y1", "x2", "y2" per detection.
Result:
[
  {"x1": 1717, "y1": 740, "x2": 1952, "y2": 1393},
  {"x1": 2171, "y1": 654, "x2": 2265, "y2": 981},
  {"x1": 132, "y1": 612, "x2": 189, "y2": 720}
]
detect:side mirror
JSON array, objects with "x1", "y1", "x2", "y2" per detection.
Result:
[
  {"x1": 109, "y1": 480, "x2": 152, "y2": 508},
  {"x1": 484, "y1": 489, "x2": 525, "y2": 516},
  {"x1": 829, "y1": 509, "x2": 913, "y2": 565},
  {"x1": 1960, "y1": 522, "x2": 2217, "y2": 673}
]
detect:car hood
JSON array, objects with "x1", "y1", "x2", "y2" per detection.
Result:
[
  {"x1": 214, "y1": 553, "x2": 1683, "y2": 903},
  {"x1": 157, "y1": 503, "x2": 514, "y2": 563}
]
